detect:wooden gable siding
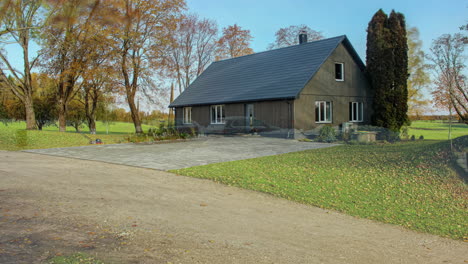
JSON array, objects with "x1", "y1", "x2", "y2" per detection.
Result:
[
  {"x1": 294, "y1": 43, "x2": 373, "y2": 131},
  {"x1": 175, "y1": 100, "x2": 294, "y2": 129}
]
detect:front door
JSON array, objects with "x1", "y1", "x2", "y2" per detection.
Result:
[{"x1": 245, "y1": 104, "x2": 254, "y2": 132}]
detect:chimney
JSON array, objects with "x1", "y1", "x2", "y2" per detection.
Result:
[{"x1": 299, "y1": 31, "x2": 307, "y2": 44}]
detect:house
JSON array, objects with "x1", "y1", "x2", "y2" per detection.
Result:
[{"x1": 169, "y1": 34, "x2": 372, "y2": 138}]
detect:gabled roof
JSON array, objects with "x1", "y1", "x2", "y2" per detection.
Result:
[{"x1": 170, "y1": 35, "x2": 364, "y2": 107}]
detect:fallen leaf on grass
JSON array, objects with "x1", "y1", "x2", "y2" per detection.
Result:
[{"x1": 80, "y1": 244, "x2": 95, "y2": 249}]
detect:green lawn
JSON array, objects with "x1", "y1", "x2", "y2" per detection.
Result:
[
  {"x1": 0, "y1": 121, "x2": 153, "y2": 151},
  {"x1": 172, "y1": 137, "x2": 468, "y2": 240},
  {"x1": 408, "y1": 120, "x2": 468, "y2": 140}
]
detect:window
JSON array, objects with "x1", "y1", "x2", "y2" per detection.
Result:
[
  {"x1": 315, "y1": 101, "x2": 332, "y2": 123},
  {"x1": 349, "y1": 102, "x2": 364, "y2": 122},
  {"x1": 183, "y1": 107, "x2": 192, "y2": 124},
  {"x1": 335, "y1": 63, "x2": 344, "y2": 81},
  {"x1": 211, "y1": 105, "x2": 225, "y2": 124}
]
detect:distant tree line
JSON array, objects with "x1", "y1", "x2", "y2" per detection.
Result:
[{"x1": 0, "y1": 0, "x2": 326, "y2": 134}]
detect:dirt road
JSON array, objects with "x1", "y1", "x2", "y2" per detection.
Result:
[{"x1": 0, "y1": 151, "x2": 466, "y2": 263}]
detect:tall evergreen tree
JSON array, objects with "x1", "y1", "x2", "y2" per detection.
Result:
[
  {"x1": 366, "y1": 9, "x2": 409, "y2": 132},
  {"x1": 388, "y1": 11, "x2": 409, "y2": 129},
  {"x1": 366, "y1": 9, "x2": 392, "y2": 129}
]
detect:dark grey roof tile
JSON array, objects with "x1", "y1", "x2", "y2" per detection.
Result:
[{"x1": 170, "y1": 35, "x2": 360, "y2": 107}]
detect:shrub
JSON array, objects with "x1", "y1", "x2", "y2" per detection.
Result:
[
  {"x1": 177, "y1": 126, "x2": 198, "y2": 136},
  {"x1": 339, "y1": 131, "x2": 351, "y2": 142},
  {"x1": 357, "y1": 125, "x2": 402, "y2": 142},
  {"x1": 125, "y1": 134, "x2": 149, "y2": 143},
  {"x1": 401, "y1": 126, "x2": 409, "y2": 140},
  {"x1": 411, "y1": 135, "x2": 416, "y2": 141},
  {"x1": 419, "y1": 135, "x2": 424, "y2": 140},
  {"x1": 317, "y1": 125, "x2": 337, "y2": 143}
]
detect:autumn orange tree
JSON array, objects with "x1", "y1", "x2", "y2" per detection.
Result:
[
  {"x1": 78, "y1": 14, "x2": 118, "y2": 134},
  {"x1": 81, "y1": 57, "x2": 118, "y2": 134},
  {"x1": 166, "y1": 13, "x2": 217, "y2": 93},
  {"x1": 112, "y1": 0, "x2": 185, "y2": 134},
  {"x1": 268, "y1": 24, "x2": 323, "y2": 49},
  {"x1": 216, "y1": 24, "x2": 253, "y2": 60},
  {"x1": 40, "y1": 0, "x2": 113, "y2": 132},
  {"x1": 0, "y1": 0, "x2": 47, "y2": 129},
  {"x1": 428, "y1": 33, "x2": 467, "y2": 124},
  {"x1": 407, "y1": 27, "x2": 430, "y2": 118}
]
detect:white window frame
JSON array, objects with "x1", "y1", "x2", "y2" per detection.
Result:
[
  {"x1": 183, "y1": 107, "x2": 192, "y2": 124},
  {"x1": 210, "y1": 105, "x2": 225, "y2": 124},
  {"x1": 315, "y1": 101, "x2": 332, "y2": 123},
  {"x1": 349, "y1": 102, "x2": 364, "y2": 122},
  {"x1": 335, "y1": 62, "x2": 344, "y2": 81}
]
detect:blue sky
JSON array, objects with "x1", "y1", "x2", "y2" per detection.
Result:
[
  {"x1": 187, "y1": 0, "x2": 467, "y2": 60},
  {"x1": 5, "y1": 0, "x2": 466, "y2": 68}
]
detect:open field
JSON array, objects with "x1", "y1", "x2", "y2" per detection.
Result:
[
  {"x1": 1, "y1": 120, "x2": 152, "y2": 134},
  {"x1": 408, "y1": 120, "x2": 468, "y2": 140},
  {"x1": 172, "y1": 137, "x2": 468, "y2": 240}
]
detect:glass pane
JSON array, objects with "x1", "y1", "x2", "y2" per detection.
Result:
[
  {"x1": 349, "y1": 102, "x2": 352, "y2": 121},
  {"x1": 326, "y1": 102, "x2": 331, "y2": 122},
  {"x1": 315, "y1": 102, "x2": 319, "y2": 122},
  {"x1": 320, "y1": 102, "x2": 325, "y2": 121},
  {"x1": 221, "y1": 106, "x2": 225, "y2": 122},
  {"x1": 353, "y1": 102, "x2": 357, "y2": 121},
  {"x1": 216, "y1": 106, "x2": 221, "y2": 123},
  {"x1": 335, "y1": 64, "x2": 342, "y2": 80},
  {"x1": 211, "y1": 106, "x2": 216, "y2": 123}
]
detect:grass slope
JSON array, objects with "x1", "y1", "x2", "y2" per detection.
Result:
[{"x1": 172, "y1": 138, "x2": 468, "y2": 240}]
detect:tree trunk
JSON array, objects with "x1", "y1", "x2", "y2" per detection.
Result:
[
  {"x1": 24, "y1": 97, "x2": 36, "y2": 130},
  {"x1": 449, "y1": 108, "x2": 453, "y2": 151},
  {"x1": 127, "y1": 94, "x2": 143, "y2": 134},
  {"x1": 88, "y1": 118, "x2": 96, "y2": 134},
  {"x1": 58, "y1": 100, "x2": 67, "y2": 132},
  {"x1": 84, "y1": 89, "x2": 97, "y2": 135}
]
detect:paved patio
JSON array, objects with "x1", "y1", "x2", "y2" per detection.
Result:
[{"x1": 24, "y1": 136, "x2": 337, "y2": 170}]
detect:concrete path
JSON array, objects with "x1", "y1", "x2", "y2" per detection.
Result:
[
  {"x1": 24, "y1": 136, "x2": 337, "y2": 170},
  {"x1": 0, "y1": 151, "x2": 466, "y2": 264}
]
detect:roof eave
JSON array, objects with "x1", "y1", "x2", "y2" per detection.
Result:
[{"x1": 169, "y1": 96, "x2": 296, "y2": 108}]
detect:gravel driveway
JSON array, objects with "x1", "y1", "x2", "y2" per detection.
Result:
[{"x1": 24, "y1": 136, "x2": 337, "y2": 170}]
